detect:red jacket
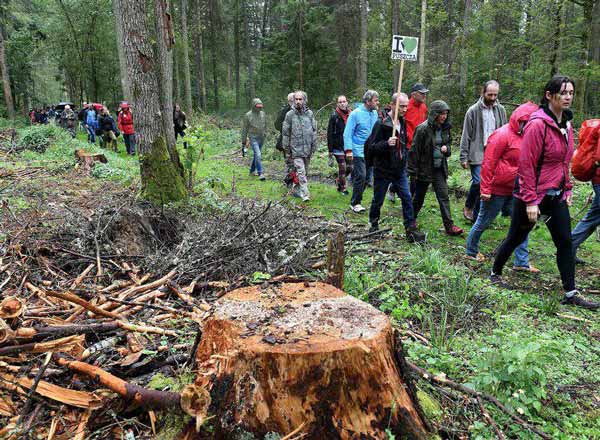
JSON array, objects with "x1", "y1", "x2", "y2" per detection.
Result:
[
  {"x1": 405, "y1": 97, "x2": 427, "y2": 149},
  {"x1": 118, "y1": 110, "x2": 135, "y2": 135},
  {"x1": 572, "y1": 119, "x2": 600, "y2": 185},
  {"x1": 480, "y1": 102, "x2": 538, "y2": 197},
  {"x1": 515, "y1": 107, "x2": 574, "y2": 205}
]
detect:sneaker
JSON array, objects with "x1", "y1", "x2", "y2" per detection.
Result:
[
  {"x1": 463, "y1": 207, "x2": 474, "y2": 222},
  {"x1": 350, "y1": 204, "x2": 366, "y2": 213},
  {"x1": 387, "y1": 190, "x2": 396, "y2": 203},
  {"x1": 575, "y1": 256, "x2": 586, "y2": 265},
  {"x1": 259, "y1": 174, "x2": 266, "y2": 181},
  {"x1": 561, "y1": 292, "x2": 599, "y2": 311},
  {"x1": 301, "y1": 195, "x2": 310, "y2": 202},
  {"x1": 489, "y1": 273, "x2": 510, "y2": 288},
  {"x1": 466, "y1": 253, "x2": 486, "y2": 262},
  {"x1": 341, "y1": 189, "x2": 349, "y2": 195},
  {"x1": 512, "y1": 265, "x2": 540, "y2": 274},
  {"x1": 446, "y1": 225, "x2": 464, "y2": 236},
  {"x1": 369, "y1": 223, "x2": 379, "y2": 233}
]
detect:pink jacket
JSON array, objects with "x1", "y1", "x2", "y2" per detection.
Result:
[
  {"x1": 515, "y1": 107, "x2": 574, "y2": 205},
  {"x1": 481, "y1": 102, "x2": 539, "y2": 197}
]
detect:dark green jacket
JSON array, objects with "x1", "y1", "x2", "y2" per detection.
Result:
[{"x1": 408, "y1": 100, "x2": 452, "y2": 182}]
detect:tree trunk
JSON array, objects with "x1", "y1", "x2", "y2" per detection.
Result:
[
  {"x1": 173, "y1": 41, "x2": 182, "y2": 105},
  {"x1": 244, "y1": 4, "x2": 256, "y2": 100},
  {"x1": 391, "y1": 0, "x2": 400, "y2": 87},
  {"x1": 298, "y1": 7, "x2": 304, "y2": 89},
  {"x1": 208, "y1": 0, "x2": 220, "y2": 111},
  {"x1": 186, "y1": 282, "x2": 430, "y2": 439},
  {"x1": 0, "y1": 25, "x2": 15, "y2": 120},
  {"x1": 192, "y1": 0, "x2": 207, "y2": 111},
  {"x1": 112, "y1": 0, "x2": 132, "y2": 101},
  {"x1": 577, "y1": 0, "x2": 594, "y2": 115},
  {"x1": 419, "y1": 0, "x2": 427, "y2": 80},
  {"x1": 234, "y1": 0, "x2": 241, "y2": 108},
  {"x1": 549, "y1": 0, "x2": 564, "y2": 77},
  {"x1": 180, "y1": 0, "x2": 193, "y2": 115},
  {"x1": 115, "y1": 0, "x2": 187, "y2": 203},
  {"x1": 459, "y1": 0, "x2": 472, "y2": 96},
  {"x1": 358, "y1": 0, "x2": 368, "y2": 90}
]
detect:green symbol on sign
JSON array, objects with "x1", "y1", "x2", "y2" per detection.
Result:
[{"x1": 403, "y1": 37, "x2": 418, "y2": 54}]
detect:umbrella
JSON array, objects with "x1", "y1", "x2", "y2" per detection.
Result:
[{"x1": 55, "y1": 102, "x2": 74, "y2": 111}]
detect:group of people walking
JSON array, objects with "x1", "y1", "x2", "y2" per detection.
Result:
[{"x1": 241, "y1": 75, "x2": 598, "y2": 311}]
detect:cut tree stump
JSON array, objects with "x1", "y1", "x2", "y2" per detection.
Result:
[{"x1": 187, "y1": 281, "x2": 430, "y2": 439}]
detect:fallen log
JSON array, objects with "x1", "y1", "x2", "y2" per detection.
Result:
[{"x1": 187, "y1": 281, "x2": 430, "y2": 439}]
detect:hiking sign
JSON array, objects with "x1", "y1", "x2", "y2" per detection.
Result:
[{"x1": 391, "y1": 35, "x2": 419, "y2": 61}]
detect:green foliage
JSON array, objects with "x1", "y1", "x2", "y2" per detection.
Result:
[{"x1": 18, "y1": 124, "x2": 65, "y2": 152}]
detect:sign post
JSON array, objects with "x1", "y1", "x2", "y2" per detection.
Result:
[{"x1": 390, "y1": 35, "x2": 419, "y2": 137}]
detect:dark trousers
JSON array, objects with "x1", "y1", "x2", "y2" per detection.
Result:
[
  {"x1": 369, "y1": 168, "x2": 415, "y2": 229},
  {"x1": 351, "y1": 157, "x2": 367, "y2": 206},
  {"x1": 493, "y1": 196, "x2": 575, "y2": 292},
  {"x1": 123, "y1": 134, "x2": 136, "y2": 155},
  {"x1": 412, "y1": 168, "x2": 453, "y2": 228},
  {"x1": 334, "y1": 153, "x2": 353, "y2": 191}
]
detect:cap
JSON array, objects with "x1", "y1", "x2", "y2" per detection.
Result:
[{"x1": 411, "y1": 83, "x2": 429, "y2": 94}]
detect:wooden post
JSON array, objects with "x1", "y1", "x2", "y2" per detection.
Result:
[
  {"x1": 326, "y1": 231, "x2": 345, "y2": 289},
  {"x1": 391, "y1": 59, "x2": 405, "y2": 138}
]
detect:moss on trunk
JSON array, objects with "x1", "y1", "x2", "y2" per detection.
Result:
[{"x1": 140, "y1": 135, "x2": 187, "y2": 204}]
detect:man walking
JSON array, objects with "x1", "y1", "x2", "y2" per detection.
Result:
[
  {"x1": 242, "y1": 98, "x2": 268, "y2": 180},
  {"x1": 275, "y1": 93, "x2": 295, "y2": 185},
  {"x1": 367, "y1": 93, "x2": 425, "y2": 242},
  {"x1": 327, "y1": 95, "x2": 353, "y2": 194},
  {"x1": 405, "y1": 82, "x2": 429, "y2": 199},
  {"x1": 282, "y1": 91, "x2": 317, "y2": 201},
  {"x1": 460, "y1": 80, "x2": 507, "y2": 222},
  {"x1": 345, "y1": 90, "x2": 380, "y2": 212}
]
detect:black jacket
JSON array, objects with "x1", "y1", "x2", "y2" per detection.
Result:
[
  {"x1": 275, "y1": 104, "x2": 291, "y2": 151},
  {"x1": 326, "y1": 110, "x2": 348, "y2": 153},
  {"x1": 365, "y1": 115, "x2": 408, "y2": 180},
  {"x1": 99, "y1": 114, "x2": 117, "y2": 132},
  {"x1": 408, "y1": 117, "x2": 452, "y2": 182}
]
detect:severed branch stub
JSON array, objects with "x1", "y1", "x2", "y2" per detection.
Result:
[
  {"x1": 325, "y1": 230, "x2": 345, "y2": 289},
  {"x1": 185, "y1": 281, "x2": 430, "y2": 439}
]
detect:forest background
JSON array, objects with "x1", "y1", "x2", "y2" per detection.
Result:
[{"x1": 1, "y1": 0, "x2": 599, "y2": 124}]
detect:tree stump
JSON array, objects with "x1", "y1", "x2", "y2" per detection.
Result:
[{"x1": 189, "y1": 281, "x2": 429, "y2": 439}]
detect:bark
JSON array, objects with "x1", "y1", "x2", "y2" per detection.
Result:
[
  {"x1": 549, "y1": 0, "x2": 564, "y2": 77},
  {"x1": 0, "y1": 25, "x2": 15, "y2": 119},
  {"x1": 298, "y1": 7, "x2": 304, "y2": 89},
  {"x1": 186, "y1": 282, "x2": 430, "y2": 439},
  {"x1": 208, "y1": 0, "x2": 220, "y2": 110},
  {"x1": 459, "y1": 0, "x2": 472, "y2": 96},
  {"x1": 112, "y1": 0, "x2": 132, "y2": 101},
  {"x1": 419, "y1": 0, "x2": 427, "y2": 79},
  {"x1": 326, "y1": 231, "x2": 345, "y2": 289},
  {"x1": 180, "y1": 0, "x2": 193, "y2": 115},
  {"x1": 115, "y1": 0, "x2": 186, "y2": 203},
  {"x1": 173, "y1": 40, "x2": 182, "y2": 105},
  {"x1": 234, "y1": 0, "x2": 241, "y2": 108},
  {"x1": 391, "y1": 0, "x2": 400, "y2": 87},
  {"x1": 358, "y1": 0, "x2": 368, "y2": 90}
]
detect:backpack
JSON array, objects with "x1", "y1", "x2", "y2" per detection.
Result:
[{"x1": 572, "y1": 119, "x2": 600, "y2": 182}]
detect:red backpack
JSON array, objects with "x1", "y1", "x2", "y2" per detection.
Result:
[{"x1": 572, "y1": 119, "x2": 600, "y2": 182}]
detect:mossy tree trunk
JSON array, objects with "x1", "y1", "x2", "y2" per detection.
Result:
[{"x1": 114, "y1": 0, "x2": 187, "y2": 203}]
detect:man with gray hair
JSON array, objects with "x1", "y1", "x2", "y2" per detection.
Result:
[
  {"x1": 344, "y1": 89, "x2": 380, "y2": 212},
  {"x1": 282, "y1": 91, "x2": 317, "y2": 201},
  {"x1": 275, "y1": 92, "x2": 295, "y2": 185},
  {"x1": 460, "y1": 80, "x2": 507, "y2": 222}
]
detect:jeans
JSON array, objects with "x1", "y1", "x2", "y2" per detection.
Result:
[
  {"x1": 369, "y1": 168, "x2": 415, "y2": 229},
  {"x1": 249, "y1": 136, "x2": 263, "y2": 175},
  {"x1": 493, "y1": 196, "x2": 575, "y2": 292},
  {"x1": 413, "y1": 168, "x2": 453, "y2": 228},
  {"x1": 466, "y1": 164, "x2": 482, "y2": 219},
  {"x1": 466, "y1": 195, "x2": 529, "y2": 267},
  {"x1": 87, "y1": 126, "x2": 96, "y2": 144},
  {"x1": 572, "y1": 183, "x2": 600, "y2": 254},
  {"x1": 123, "y1": 134, "x2": 136, "y2": 155},
  {"x1": 351, "y1": 157, "x2": 367, "y2": 206}
]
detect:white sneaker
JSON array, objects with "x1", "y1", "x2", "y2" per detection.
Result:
[
  {"x1": 301, "y1": 195, "x2": 310, "y2": 202},
  {"x1": 351, "y1": 204, "x2": 366, "y2": 213},
  {"x1": 387, "y1": 190, "x2": 396, "y2": 203}
]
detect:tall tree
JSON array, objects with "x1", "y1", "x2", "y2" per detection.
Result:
[
  {"x1": 208, "y1": 0, "x2": 220, "y2": 110},
  {"x1": 418, "y1": 0, "x2": 426, "y2": 79},
  {"x1": 234, "y1": 0, "x2": 241, "y2": 107},
  {"x1": 358, "y1": 0, "x2": 368, "y2": 90},
  {"x1": 114, "y1": 0, "x2": 186, "y2": 203},
  {"x1": 459, "y1": 0, "x2": 472, "y2": 96},
  {"x1": 192, "y1": 0, "x2": 207, "y2": 111},
  {"x1": 180, "y1": 0, "x2": 193, "y2": 115},
  {"x1": 0, "y1": 23, "x2": 14, "y2": 119}
]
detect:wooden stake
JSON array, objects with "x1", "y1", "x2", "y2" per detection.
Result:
[{"x1": 391, "y1": 59, "x2": 405, "y2": 138}]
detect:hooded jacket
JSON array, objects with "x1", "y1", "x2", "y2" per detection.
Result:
[
  {"x1": 242, "y1": 98, "x2": 268, "y2": 142},
  {"x1": 459, "y1": 96, "x2": 508, "y2": 165},
  {"x1": 343, "y1": 104, "x2": 379, "y2": 158},
  {"x1": 365, "y1": 113, "x2": 408, "y2": 180},
  {"x1": 572, "y1": 119, "x2": 600, "y2": 185},
  {"x1": 282, "y1": 104, "x2": 317, "y2": 158},
  {"x1": 408, "y1": 100, "x2": 452, "y2": 182},
  {"x1": 480, "y1": 102, "x2": 538, "y2": 197},
  {"x1": 118, "y1": 108, "x2": 135, "y2": 135},
  {"x1": 405, "y1": 97, "x2": 428, "y2": 149},
  {"x1": 515, "y1": 106, "x2": 574, "y2": 205}
]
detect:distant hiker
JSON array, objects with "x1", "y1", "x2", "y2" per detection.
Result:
[
  {"x1": 365, "y1": 92, "x2": 425, "y2": 242},
  {"x1": 409, "y1": 100, "x2": 464, "y2": 236},
  {"x1": 345, "y1": 90, "x2": 380, "y2": 213},
  {"x1": 48, "y1": 106, "x2": 57, "y2": 123},
  {"x1": 78, "y1": 103, "x2": 89, "y2": 132},
  {"x1": 465, "y1": 101, "x2": 540, "y2": 273},
  {"x1": 460, "y1": 80, "x2": 508, "y2": 222},
  {"x1": 173, "y1": 104, "x2": 188, "y2": 148},
  {"x1": 406, "y1": 83, "x2": 429, "y2": 149},
  {"x1": 282, "y1": 91, "x2": 317, "y2": 201},
  {"x1": 276, "y1": 93, "x2": 295, "y2": 185},
  {"x1": 85, "y1": 105, "x2": 99, "y2": 144},
  {"x1": 242, "y1": 98, "x2": 268, "y2": 180},
  {"x1": 61, "y1": 105, "x2": 77, "y2": 138},
  {"x1": 491, "y1": 76, "x2": 597, "y2": 310},
  {"x1": 327, "y1": 95, "x2": 353, "y2": 194},
  {"x1": 29, "y1": 109, "x2": 36, "y2": 124},
  {"x1": 570, "y1": 119, "x2": 600, "y2": 265},
  {"x1": 118, "y1": 102, "x2": 136, "y2": 155},
  {"x1": 99, "y1": 107, "x2": 119, "y2": 152}
]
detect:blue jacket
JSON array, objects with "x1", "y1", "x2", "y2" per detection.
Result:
[
  {"x1": 86, "y1": 110, "x2": 98, "y2": 129},
  {"x1": 343, "y1": 104, "x2": 378, "y2": 158}
]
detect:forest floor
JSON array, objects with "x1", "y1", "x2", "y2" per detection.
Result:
[{"x1": 0, "y1": 117, "x2": 599, "y2": 439}]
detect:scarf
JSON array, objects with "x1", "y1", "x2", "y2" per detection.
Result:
[{"x1": 336, "y1": 106, "x2": 350, "y2": 124}]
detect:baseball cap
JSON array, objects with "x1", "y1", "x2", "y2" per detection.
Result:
[{"x1": 411, "y1": 83, "x2": 429, "y2": 94}]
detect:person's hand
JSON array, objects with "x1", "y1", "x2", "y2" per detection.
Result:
[
  {"x1": 441, "y1": 145, "x2": 448, "y2": 154},
  {"x1": 480, "y1": 193, "x2": 491, "y2": 201},
  {"x1": 388, "y1": 137, "x2": 397, "y2": 147},
  {"x1": 461, "y1": 161, "x2": 469, "y2": 169},
  {"x1": 566, "y1": 194, "x2": 573, "y2": 206},
  {"x1": 526, "y1": 204, "x2": 540, "y2": 223}
]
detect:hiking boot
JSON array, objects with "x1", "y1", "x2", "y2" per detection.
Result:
[
  {"x1": 561, "y1": 292, "x2": 599, "y2": 311},
  {"x1": 489, "y1": 273, "x2": 510, "y2": 289},
  {"x1": 369, "y1": 223, "x2": 379, "y2": 233},
  {"x1": 463, "y1": 207, "x2": 474, "y2": 222},
  {"x1": 466, "y1": 252, "x2": 486, "y2": 262},
  {"x1": 351, "y1": 204, "x2": 366, "y2": 213},
  {"x1": 446, "y1": 225, "x2": 464, "y2": 236},
  {"x1": 406, "y1": 227, "x2": 425, "y2": 243},
  {"x1": 575, "y1": 256, "x2": 587, "y2": 265},
  {"x1": 512, "y1": 264, "x2": 541, "y2": 274}
]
